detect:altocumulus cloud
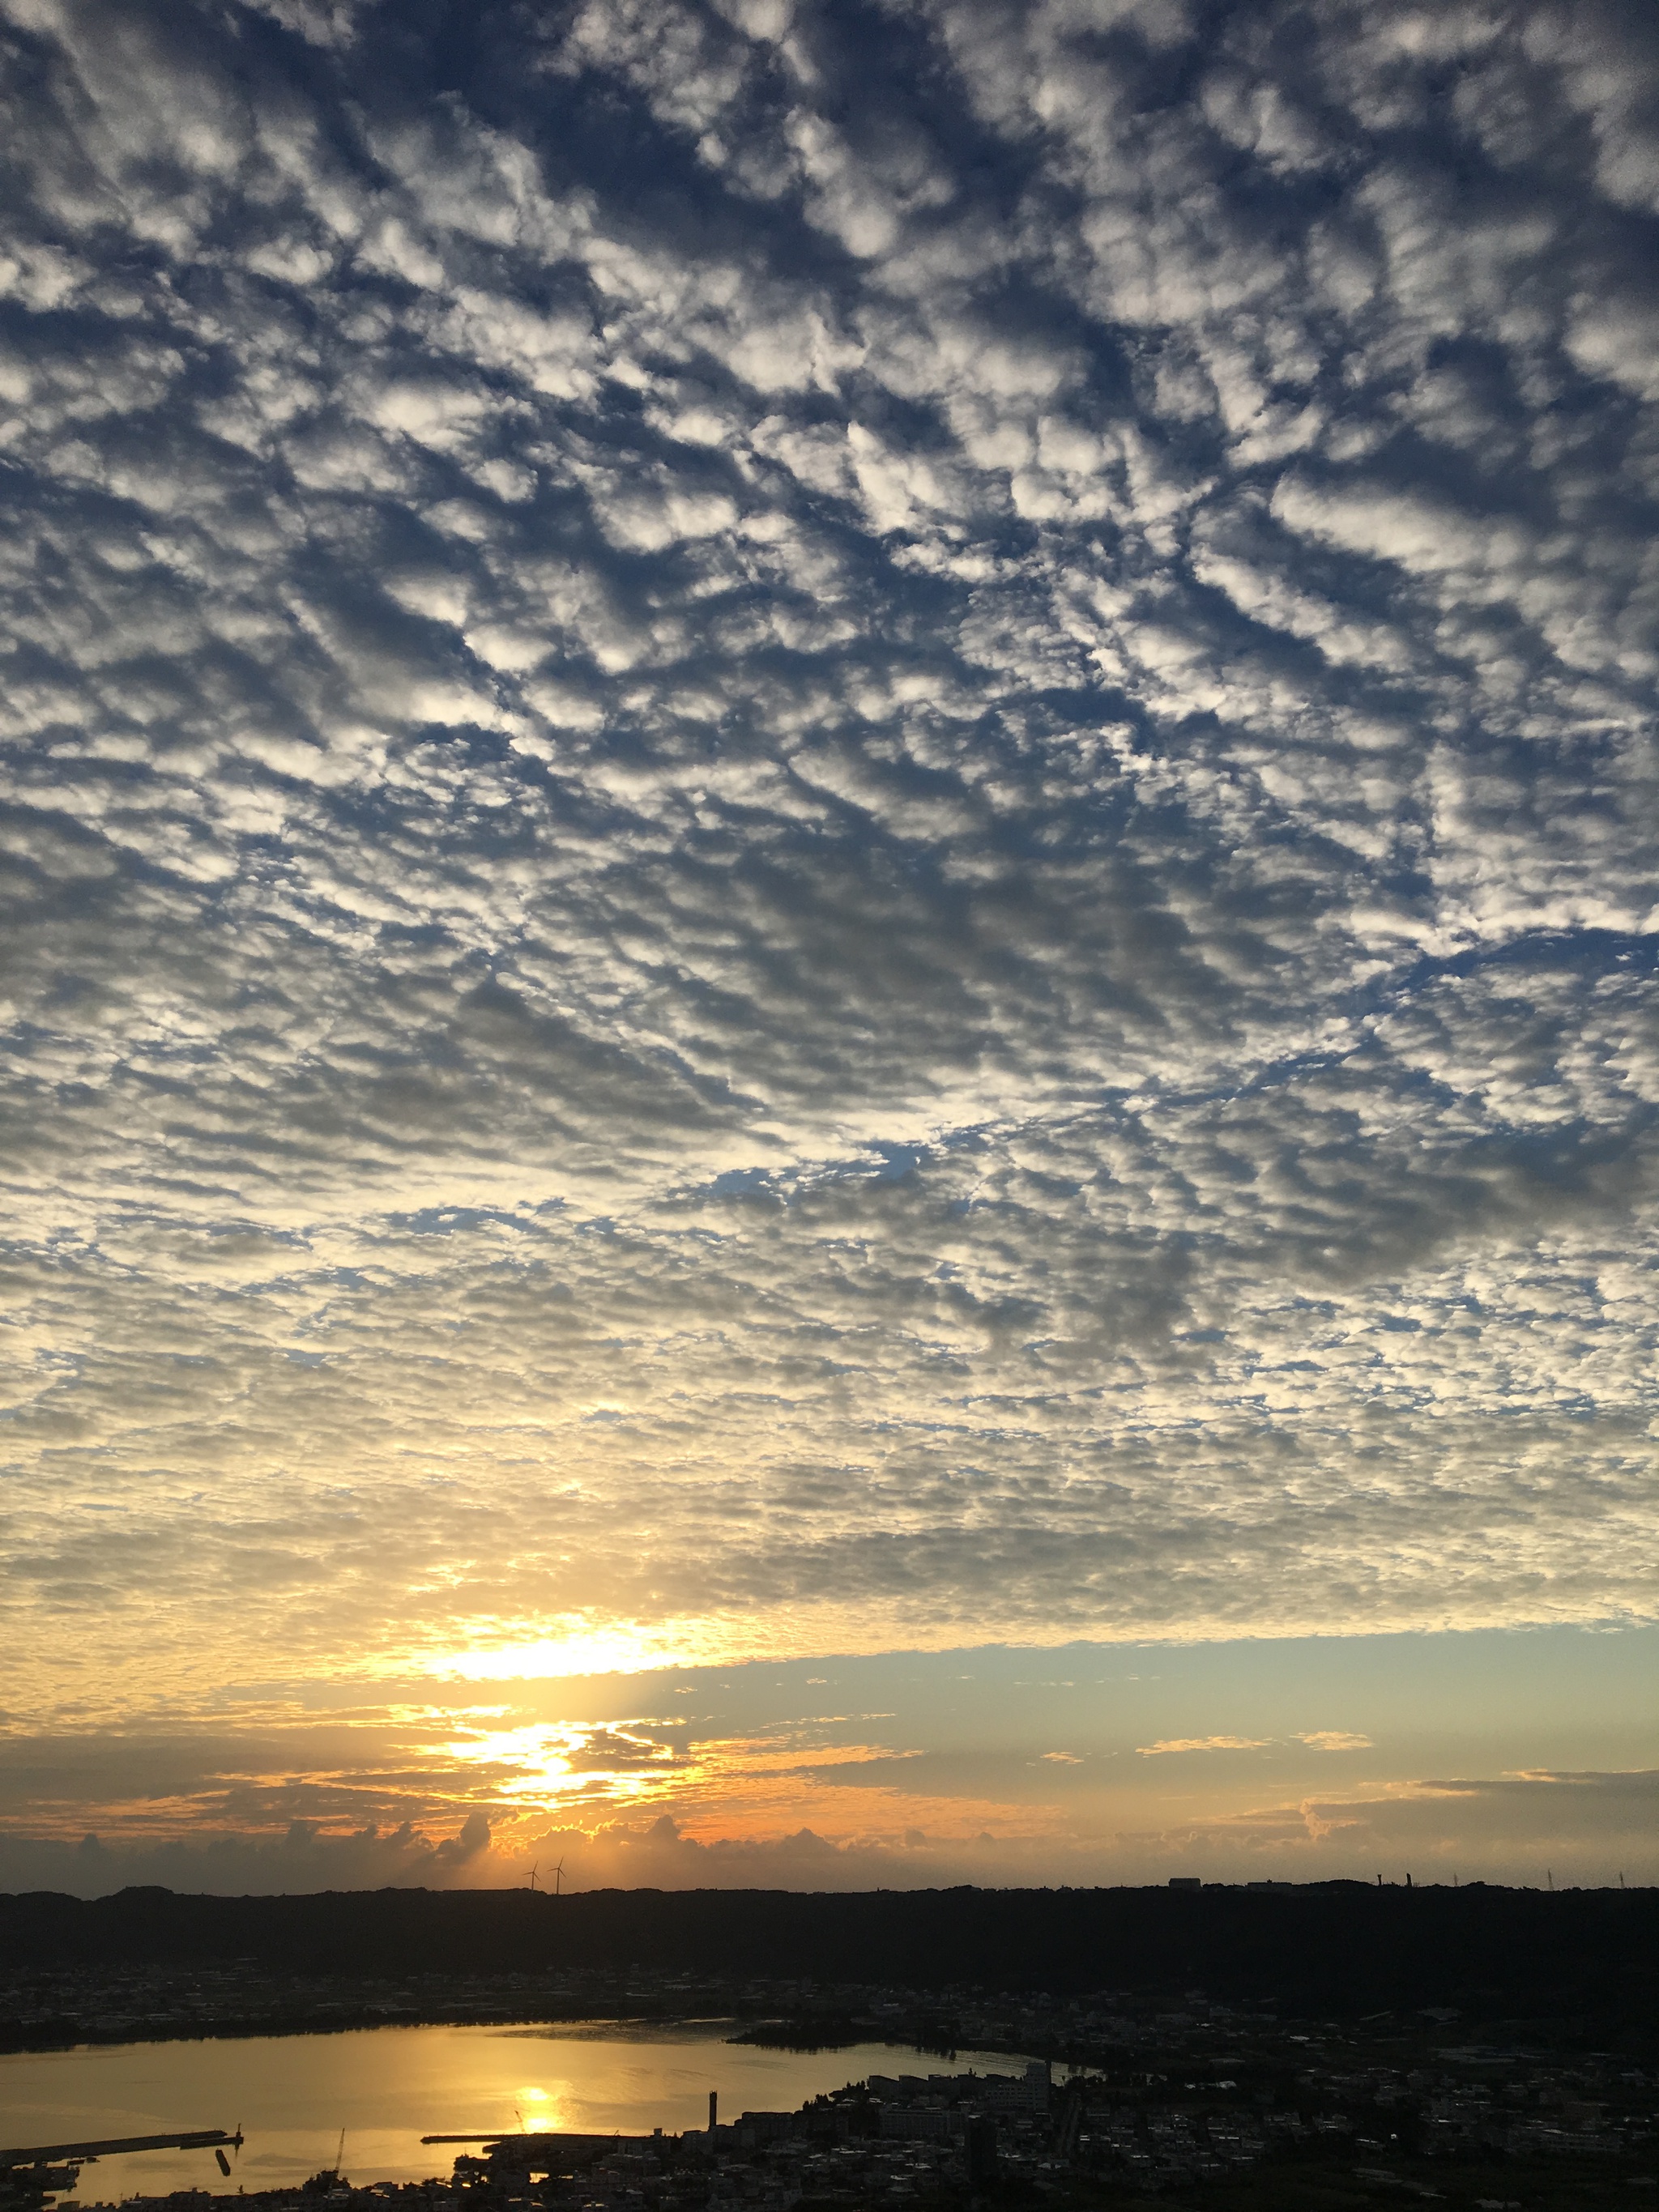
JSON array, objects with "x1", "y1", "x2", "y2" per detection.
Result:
[{"x1": 1, "y1": 0, "x2": 1657, "y2": 1725}]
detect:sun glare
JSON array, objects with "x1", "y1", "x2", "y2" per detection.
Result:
[{"x1": 442, "y1": 1720, "x2": 685, "y2": 1809}]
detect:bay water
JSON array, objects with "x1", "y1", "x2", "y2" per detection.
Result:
[{"x1": 0, "y1": 2023, "x2": 1018, "y2": 2199}]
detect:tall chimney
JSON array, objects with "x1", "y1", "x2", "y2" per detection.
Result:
[{"x1": 708, "y1": 2091, "x2": 718, "y2": 2133}]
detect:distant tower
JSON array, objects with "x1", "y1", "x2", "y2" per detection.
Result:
[{"x1": 708, "y1": 2091, "x2": 718, "y2": 2133}]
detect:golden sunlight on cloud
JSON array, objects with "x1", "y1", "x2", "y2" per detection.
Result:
[
  {"x1": 2, "y1": 1635, "x2": 1653, "y2": 1891},
  {"x1": 1135, "y1": 1736, "x2": 1273, "y2": 1756},
  {"x1": 421, "y1": 1626, "x2": 697, "y2": 1682},
  {"x1": 443, "y1": 1723, "x2": 688, "y2": 1812},
  {"x1": 433, "y1": 1715, "x2": 1068, "y2": 1857},
  {"x1": 412, "y1": 1613, "x2": 998, "y2": 1686}
]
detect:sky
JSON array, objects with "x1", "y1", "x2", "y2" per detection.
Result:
[{"x1": 1, "y1": 0, "x2": 1655, "y2": 1896}]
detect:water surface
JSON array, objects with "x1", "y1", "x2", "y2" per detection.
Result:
[{"x1": 0, "y1": 2022, "x2": 1017, "y2": 2198}]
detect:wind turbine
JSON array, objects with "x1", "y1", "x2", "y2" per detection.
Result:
[
  {"x1": 527, "y1": 1861, "x2": 541, "y2": 1892},
  {"x1": 552, "y1": 1857, "x2": 565, "y2": 1895}
]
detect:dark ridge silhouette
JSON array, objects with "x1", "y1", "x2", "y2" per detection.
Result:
[{"x1": 2, "y1": 1884, "x2": 1655, "y2": 2025}]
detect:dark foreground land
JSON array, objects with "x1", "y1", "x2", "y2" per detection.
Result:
[{"x1": 2, "y1": 1886, "x2": 1655, "y2": 2212}]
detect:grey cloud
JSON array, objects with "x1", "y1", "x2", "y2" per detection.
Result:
[
  {"x1": 0, "y1": 1815, "x2": 492, "y2": 1898},
  {"x1": 1201, "y1": 1767, "x2": 1659, "y2": 1869},
  {"x1": 3, "y1": 1769, "x2": 1652, "y2": 1896},
  {"x1": 0, "y1": 0, "x2": 1656, "y2": 1750}
]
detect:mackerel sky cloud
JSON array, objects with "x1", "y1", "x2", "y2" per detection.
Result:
[{"x1": 1, "y1": 0, "x2": 1656, "y2": 1883}]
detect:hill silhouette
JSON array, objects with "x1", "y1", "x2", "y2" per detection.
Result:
[{"x1": 2, "y1": 1884, "x2": 1654, "y2": 2029}]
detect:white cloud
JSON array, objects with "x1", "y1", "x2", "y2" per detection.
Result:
[{"x1": 0, "y1": 0, "x2": 1654, "y2": 1791}]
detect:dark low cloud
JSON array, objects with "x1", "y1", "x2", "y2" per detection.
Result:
[
  {"x1": 2, "y1": 1631, "x2": 1651, "y2": 1887},
  {"x1": 0, "y1": 0, "x2": 1656, "y2": 1757},
  {"x1": 4, "y1": 1768, "x2": 1651, "y2": 1897}
]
